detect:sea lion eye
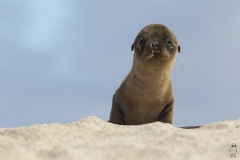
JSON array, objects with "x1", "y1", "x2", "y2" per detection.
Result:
[
  {"x1": 166, "y1": 38, "x2": 175, "y2": 51},
  {"x1": 138, "y1": 38, "x2": 144, "y2": 44},
  {"x1": 166, "y1": 39, "x2": 173, "y2": 45},
  {"x1": 136, "y1": 38, "x2": 144, "y2": 51}
]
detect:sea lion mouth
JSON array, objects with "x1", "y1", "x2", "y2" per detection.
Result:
[
  {"x1": 145, "y1": 49, "x2": 160, "y2": 60},
  {"x1": 144, "y1": 49, "x2": 170, "y2": 62}
]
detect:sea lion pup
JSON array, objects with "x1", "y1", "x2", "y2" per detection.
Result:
[{"x1": 109, "y1": 24, "x2": 181, "y2": 125}]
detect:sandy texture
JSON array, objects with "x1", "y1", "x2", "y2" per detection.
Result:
[{"x1": 0, "y1": 116, "x2": 239, "y2": 160}]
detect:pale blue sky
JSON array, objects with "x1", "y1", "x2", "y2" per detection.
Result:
[{"x1": 0, "y1": 1, "x2": 240, "y2": 127}]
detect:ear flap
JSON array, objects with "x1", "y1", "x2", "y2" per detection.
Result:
[
  {"x1": 131, "y1": 43, "x2": 134, "y2": 51},
  {"x1": 178, "y1": 46, "x2": 181, "y2": 53}
]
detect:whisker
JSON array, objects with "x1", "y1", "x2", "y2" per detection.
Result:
[{"x1": 168, "y1": 54, "x2": 184, "y2": 73}]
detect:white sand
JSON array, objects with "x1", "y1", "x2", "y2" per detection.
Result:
[{"x1": 0, "y1": 116, "x2": 239, "y2": 160}]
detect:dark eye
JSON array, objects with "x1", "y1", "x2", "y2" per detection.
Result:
[
  {"x1": 138, "y1": 38, "x2": 144, "y2": 44},
  {"x1": 166, "y1": 39, "x2": 173, "y2": 45},
  {"x1": 166, "y1": 38, "x2": 175, "y2": 51},
  {"x1": 136, "y1": 38, "x2": 144, "y2": 51}
]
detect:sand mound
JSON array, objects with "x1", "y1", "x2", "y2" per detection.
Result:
[{"x1": 0, "y1": 116, "x2": 239, "y2": 160}]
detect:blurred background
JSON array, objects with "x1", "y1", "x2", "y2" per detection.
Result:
[{"x1": 0, "y1": 1, "x2": 240, "y2": 128}]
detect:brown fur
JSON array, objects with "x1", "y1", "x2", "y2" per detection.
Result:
[{"x1": 109, "y1": 24, "x2": 180, "y2": 125}]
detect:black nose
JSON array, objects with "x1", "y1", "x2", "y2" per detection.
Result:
[{"x1": 151, "y1": 41, "x2": 159, "y2": 49}]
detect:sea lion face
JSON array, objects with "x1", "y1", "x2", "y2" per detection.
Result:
[{"x1": 131, "y1": 24, "x2": 180, "y2": 64}]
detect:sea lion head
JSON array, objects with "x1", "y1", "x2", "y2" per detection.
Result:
[{"x1": 131, "y1": 24, "x2": 180, "y2": 65}]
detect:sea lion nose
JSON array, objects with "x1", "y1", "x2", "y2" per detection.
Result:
[{"x1": 151, "y1": 41, "x2": 159, "y2": 49}]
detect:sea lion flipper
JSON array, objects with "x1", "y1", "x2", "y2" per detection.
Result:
[
  {"x1": 158, "y1": 99, "x2": 174, "y2": 124},
  {"x1": 180, "y1": 126, "x2": 201, "y2": 129},
  {"x1": 109, "y1": 105, "x2": 125, "y2": 125},
  {"x1": 109, "y1": 93, "x2": 125, "y2": 125}
]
